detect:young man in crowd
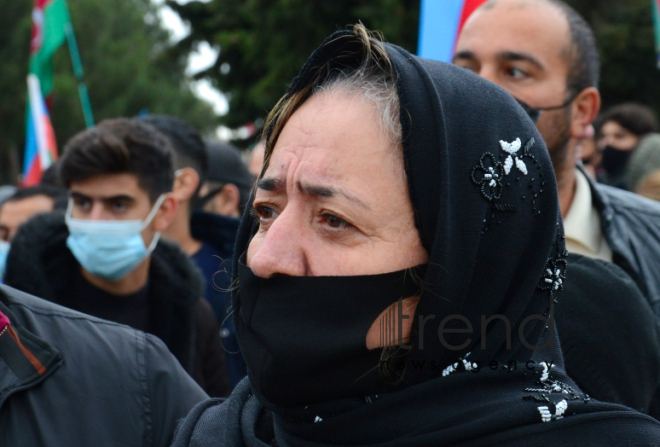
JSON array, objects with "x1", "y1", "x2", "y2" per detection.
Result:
[
  {"x1": 4, "y1": 118, "x2": 230, "y2": 397},
  {"x1": 453, "y1": 0, "x2": 660, "y2": 315},
  {"x1": 0, "y1": 284, "x2": 207, "y2": 446},
  {"x1": 136, "y1": 115, "x2": 248, "y2": 388}
]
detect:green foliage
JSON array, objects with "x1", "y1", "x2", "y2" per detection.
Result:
[
  {"x1": 171, "y1": 0, "x2": 660, "y2": 140},
  {"x1": 566, "y1": 0, "x2": 660, "y2": 114},
  {"x1": 167, "y1": 0, "x2": 420, "y2": 133},
  {"x1": 0, "y1": 0, "x2": 217, "y2": 183}
]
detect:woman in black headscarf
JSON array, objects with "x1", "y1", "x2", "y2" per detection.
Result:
[{"x1": 171, "y1": 25, "x2": 660, "y2": 446}]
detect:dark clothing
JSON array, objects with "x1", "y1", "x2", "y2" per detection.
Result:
[
  {"x1": 585, "y1": 165, "x2": 660, "y2": 315},
  {"x1": 184, "y1": 30, "x2": 660, "y2": 446},
  {"x1": 191, "y1": 210, "x2": 247, "y2": 387},
  {"x1": 556, "y1": 254, "x2": 660, "y2": 418},
  {"x1": 4, "y1": 211, "x2": 230, "y2": 397},
  {"x1": 172, "y1": 375, "x2": 660, "y2": 447},
  {"x1": 0, "y1": 284, "x2": 207, "y2": 447},
  {"x1": 191, "y1": 242, "x2": 228, "y2": 321},
  {"x1": 70, "y1": 267, "x2": 151, "y2": 332}
]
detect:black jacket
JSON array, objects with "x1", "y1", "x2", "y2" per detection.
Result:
[
  {"x1": 556, "y1": 254, "x2": 660, "y2": 418},
  {"x1": 4, "y1": 211, "x2": 230, "y2": 397},
  {"x1": 190, "y1": 210, "x2": 247, "y2": 387},
  {"x1": 0, "y1": 284, "x2": 207, "y2": 446},
  {"x1": 586, "y1": 166, "x2": 660, "y2": 315}
]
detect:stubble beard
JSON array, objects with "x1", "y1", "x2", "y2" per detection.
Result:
[{"x1": 537, "y1": 108, "x2": 573, "y2": 178}]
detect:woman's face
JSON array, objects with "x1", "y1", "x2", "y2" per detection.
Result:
[
  {"x1": 247, "y1": 91, "x2": 428, "y2": 277},
  {"x1": 598, "y1": 120, "x2": 639, "y2": 151}
]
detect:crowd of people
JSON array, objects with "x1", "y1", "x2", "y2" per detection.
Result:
[{"x1": 2, "y1": 0, "x2": 660, "y2": 445}]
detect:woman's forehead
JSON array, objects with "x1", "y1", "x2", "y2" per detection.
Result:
[{"x1": 265, "y1": 93, "x2": 401, "y2": 184}]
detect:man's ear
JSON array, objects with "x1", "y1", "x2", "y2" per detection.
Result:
[
  {"x1": 171, "y1": 167, "x2": 200, "y2": 202},
  {"x1": 570, "y1": 87, "x2": 600, "y2": 139},
  {"x1": 152, "y1": 193, "x2": 178, "y2": 232},
  {"x1": 206, "y1": 184, "x2": 241, "y2": 217}
]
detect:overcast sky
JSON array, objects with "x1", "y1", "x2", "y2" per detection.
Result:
[{"x1": 152, "y1": 0, "x2": 228, "y2": 116}]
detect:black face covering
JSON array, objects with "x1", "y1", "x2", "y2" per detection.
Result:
[
  {"x1": 236, "y1": 260, "x2": 425, "y2": 409},
  {"x1": 514, "y1": 95, "x2": 576, "y2": 124},
  {"x1": 601, "y1": 145, "x2": 634, "y2": 176}
]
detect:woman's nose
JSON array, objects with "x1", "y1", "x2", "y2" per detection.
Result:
[{"x1": 247, "y1": 209, "x2": 308, "y2": 278}]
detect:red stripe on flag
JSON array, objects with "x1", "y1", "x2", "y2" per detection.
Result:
[
  {"x1": 23, "y1": 156, "x2": 42, "y2": 187},
  {"x1": 457, "y1": 0, "x2": 488, "y2": 38}
]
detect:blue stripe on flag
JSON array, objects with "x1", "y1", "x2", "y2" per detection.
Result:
[
  {"x1": 23, "y1": 105, "x2": 38, "y2": 175},
  {"x1": 418, "y1": 0, "x2": 465, "y2": 62}
]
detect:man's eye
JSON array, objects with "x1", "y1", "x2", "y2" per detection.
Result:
[
  {"x1": 112, "y1": 201, "x2": 127, "y2": 212},
  {"x1": 74, "y1": 198, "x2": 91, "y2": 210},
  {"x1": 506, "y1": 67, "x2": 528, "y2": 79},
  {"x1": 455, "y1": 62, "x2": 478, "y2": 73}
]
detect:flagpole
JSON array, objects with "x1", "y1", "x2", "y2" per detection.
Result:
[{"x1": 64, "y1": 22, "x2": 94, "y2": 127}]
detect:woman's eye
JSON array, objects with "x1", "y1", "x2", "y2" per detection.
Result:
[
  {"x1": 321, "y1": 213, "x2": 350, "y2": 229},
  {"x1": 252, "y1": 205, "x2": 278, "y2": 225}
]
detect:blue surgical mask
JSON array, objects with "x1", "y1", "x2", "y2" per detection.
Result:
[
  {"x1": 65, "y1": 195, "x2": 166, "y2": 281},
  {"x1": 0, "y1": 241, "x2": 10, "y2": 281}
]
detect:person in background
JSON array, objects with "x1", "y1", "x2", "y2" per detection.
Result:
[
  {"x1": 453, "y1": 0, "x2": 660, "y2": 316},
  {"x1": 595, "y1": 103, "x2": 659, "y2": 189},
  {"x1": 626, "y1": 133, "x2": 660, "y2": 201},
  {"x1": 453, "y1": 0, "x2": 660, "y2": 417},
  {"x1": 0, "y1": 185, "x2": 67, "y2": 242},
  {"x1": 198, "y1": 140, "x2": 253, "y2": 217},
  {"x1": 0, "y1": 284, "x2": 208, "y2": 446},
  {"x1": 193, "y1": 139, "x2": 253, "y2": 387},
  {"x1": 0, "y1": 185, "x2": 67, "y2": 279},
  {"x1": 135, "y1": 115, "x2": 245, "y2": 388},
  {"x1": 4, "y1": 118, "x2": 229, "y2": 397}
]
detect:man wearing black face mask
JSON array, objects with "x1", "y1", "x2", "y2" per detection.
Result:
[
  {"x1": 453, "y1": 0, "x2": 660, "y2": 316},
  {"x1": 595, "y1": 103, "x2": 659, "y2": 190}
]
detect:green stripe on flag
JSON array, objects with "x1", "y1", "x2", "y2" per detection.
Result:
[{"x1": 29, "y1": 0, "x2": 71, "y2": 96}]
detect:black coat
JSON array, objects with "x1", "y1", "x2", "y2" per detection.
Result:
[
  {"x1": 586, "y1": 165, "x2": 660, "y2": 315},
  {"x1": 556, "y1": 254, "x2": 660, "y2": 418},
  {"x1": 0, "y1": 284, "x2": 207, "y2": 446},
  {"x1": 4, "y1": 211, "x2": 230, "y2": 397}
]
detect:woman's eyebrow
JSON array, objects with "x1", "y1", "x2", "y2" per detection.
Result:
[
  {"x1": 257, "y1": 177, "x2": 286, "y2": 192},
  {"x1": 257, "y1": 177, "x2": 371, "y2": 210},
  {"x1": 298, "y1": 181, "x2": 371, "y2": 210}
]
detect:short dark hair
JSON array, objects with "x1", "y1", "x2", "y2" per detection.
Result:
[
  {"x1": 595, "y1": 103, "x2": 660, "y2": 137},
  {"x1": 2, "y1": 185, "x2": 68, "y2": 211},
  {"x1": 549, "y1": 0, "x2": 600, "y2": 96},
  {"x1": 136, "y1": 115, "x2": 208, "y2": 185},
  {"x1": 59, "y1": 118, "x2": 174, "y2": 202}
]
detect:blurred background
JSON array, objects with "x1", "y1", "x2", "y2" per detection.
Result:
[{"x1": 2, "y1": 0, "x2": 658, "y2": 184}]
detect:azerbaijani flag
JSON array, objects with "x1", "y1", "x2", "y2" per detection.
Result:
[
  {"x1": 23, "y1": 0, "x2": 71, "y2": 185},
  {"x1": 23, "y1": 75, "x2": 58, "y2": 186},
  {"x1": 418, "y1": 0, "x2": 488, "y2": 62},
  {"x1": 653, "y1": 0, "x2": 660, "y2": 68}
]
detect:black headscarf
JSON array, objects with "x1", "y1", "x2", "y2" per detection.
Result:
[
  {"x1": 170, "y1": 30, "x2": 660, "y2": 447},
  {"x1": 236, "y1": 28, "x2": 564, "y2": 396}
]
